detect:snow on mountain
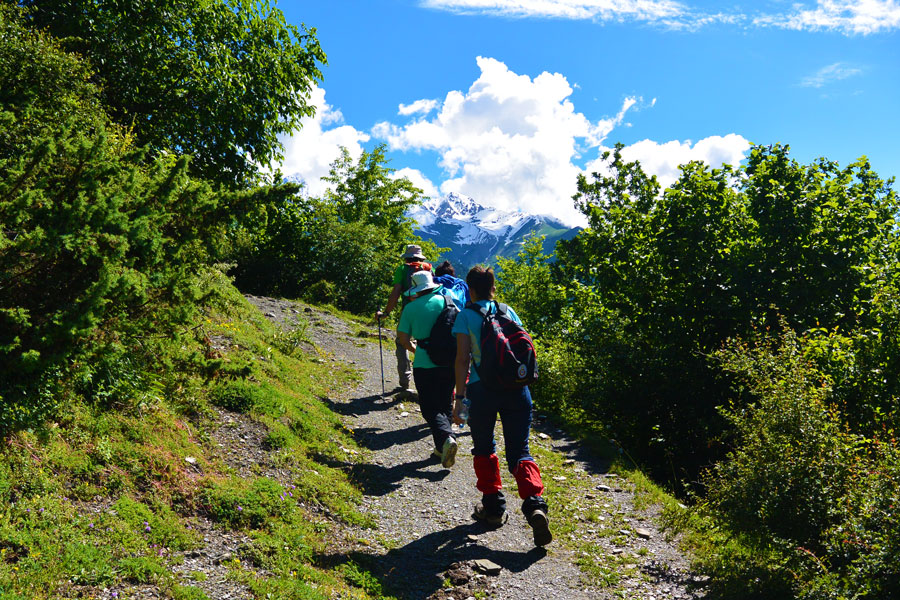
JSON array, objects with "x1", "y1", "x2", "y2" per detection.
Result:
[{"x1": 408, "y1": 193, "x2": 581, "y2": 268}]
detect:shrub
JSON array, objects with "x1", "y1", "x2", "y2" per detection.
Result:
[{"x1": 689, "y1": 329, "x2": 900, "y2": 599}]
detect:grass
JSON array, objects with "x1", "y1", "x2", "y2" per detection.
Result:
[
  {"x1": 526, "y1": 416, "x2": 684, "y2": 593},
  {"x1": 0, "y1": 268, "x2": 391, "y2": 599}
]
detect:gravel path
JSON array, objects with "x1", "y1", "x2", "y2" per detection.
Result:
[{"x1": 247, "y1": 295, "x2": 708, "y2": 600}]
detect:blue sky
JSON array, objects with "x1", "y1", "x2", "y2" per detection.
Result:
[{"x1": 276, "y1": 0, "x2": 900, "y2": 225}]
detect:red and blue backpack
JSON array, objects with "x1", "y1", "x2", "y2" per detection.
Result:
[{"x1": 471, "y1": 302, "x2": 538, "y2": 390}]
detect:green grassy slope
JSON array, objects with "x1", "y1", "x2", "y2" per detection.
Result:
[{"x1": 0, "y1": 270, "x2": 392, "y2": 600}]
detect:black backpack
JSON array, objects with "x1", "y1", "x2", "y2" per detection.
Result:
[
  {"x1": 472, "y1": 302, "x2": 538, "y2": 390},
  {"x1": 418, "y1": 294, "x2": 459, "y2": 366}
]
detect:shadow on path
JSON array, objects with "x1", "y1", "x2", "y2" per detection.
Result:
[
  {"x1": 320, "y1": 522, "x2": 548, "y2": 600},
  {"x1": 351, "y1": 454, "x2": 450, "y2": 496},
  {"x1": 320, "y1": 392, "x2": 403, "y2": 418}
]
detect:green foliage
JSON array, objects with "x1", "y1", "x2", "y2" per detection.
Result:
[
  {"x1": 21, "y1": 0, "x2": 326, "y2": 187},
  {"x1": 496, "y1": 235, "x2": 566, "y2": 339},
  {"x1": 680, "y1": 330, "x2": 900, "y2": 599},
  {"x1": 0, "y1": 4, "x2": 106, "y2": 158},
  {"x1": 550, "y1": 143, "x2": 899, "y2": 481},
  {"x1": 232, "y1": 145, "x2": 443, "y2": 314}
]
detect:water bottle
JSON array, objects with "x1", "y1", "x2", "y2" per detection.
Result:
[{"x1": 457, "y1": 397, "x2": 470, "y2": 428}]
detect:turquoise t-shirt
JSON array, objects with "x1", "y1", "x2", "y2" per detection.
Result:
[
  {"x1": 451, "y1": 300, "x2": 522, "y2": 385},
  {"x1": 397, "y1": 288, "x2": 448, "y2": 370}
]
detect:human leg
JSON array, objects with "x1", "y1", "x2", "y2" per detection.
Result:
[
  {"x1": 412, "y1": 367, "x2": 454, "y2": 454},
  {"x1": 467, "y1": 382, "x2": 506, "y2": 519},
  {"x1": 395, "y1": 338, "x2": 411, "y2": 388},
  {"x1": 499, "y1": 386, "x2": 551, "y2": 545}
]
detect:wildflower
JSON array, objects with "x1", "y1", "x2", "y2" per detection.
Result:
[
  {"x1": 237, "y1": 505, "x2": 243, "y2": 512},
  {"x1": 145, "y1": 525, "x2": 151, "y2": 532},
  {"x1": 89, "y1": 523, "x2": 94, "y2": 528}
]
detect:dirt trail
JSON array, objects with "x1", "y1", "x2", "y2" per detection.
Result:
[{"x1": 249, "y1": 295, "x2": 706, "y2": 600}]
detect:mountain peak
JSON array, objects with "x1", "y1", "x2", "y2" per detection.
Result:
[{"x1": 409, "y1": 193, "x2": 582, "y2": 268}]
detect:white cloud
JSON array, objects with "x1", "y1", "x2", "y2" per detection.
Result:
[
  {"x1": 587, "y1": 134, "x2": 751, "y2": 190},
  {"x1": 393, "y1": 167, "x2": 441, "y2": 198},
  {"x1": 373, "y1": 57, "x2": 638, "y2": 226},
  {"x1": 421, "y1": 0, "x2": 749, "y2": 30},
  {"x1": 398, "y1": 99, "x2": 440, "y2": 116},
  {"x1": 755, "y1": 0, "x2": 900, "y2": 35},
  {"x1": 421, "y1": 0, "x2": 685, "y2": 22},
  {"x1": 277, "y1": 86, "x2": 370, "y2": 196},
  {"x1": 800, "y1": 62, "x2": 863, "y2": 87}
]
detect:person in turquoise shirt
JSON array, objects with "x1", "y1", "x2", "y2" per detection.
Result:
[
  {"x1": 451, "y1": 265, "x2": 551, "y2": 546},
  {"x1": 397, "y1": 270, "x2": 458, "y2": 468}
]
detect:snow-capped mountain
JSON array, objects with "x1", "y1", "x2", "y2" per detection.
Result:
[{"x1": 408, "y1": 193, "x2": 582, "y2": 269}]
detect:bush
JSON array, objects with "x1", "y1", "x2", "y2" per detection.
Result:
[{"x1": 688, "y1": 329, "x2": 900, "y2": 599}]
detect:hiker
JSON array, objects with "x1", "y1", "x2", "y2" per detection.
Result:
[
  {"x1": 375, "y1": 244, "x2": 432, "y2": 391},
  {"x1": 433, "y1": 260, "x2": 471, "y2": 307},
  {"x1": 451, "y1": 265, "x2": 551, "y2": 546},
  {"x1": 396, "y1": 270, "x2": 459, "y2": 468}
]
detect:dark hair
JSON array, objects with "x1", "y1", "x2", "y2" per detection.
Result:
[
  {"x1": 435, "y1": 260, "x2": 455, "y2": 277},
  {"x1": 466, "y1": 265, "x2": 495, "y2": 300}
]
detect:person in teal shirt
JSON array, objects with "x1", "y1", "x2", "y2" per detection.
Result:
[
  {"x1": 397, "y1": 270, "x2": 458, "y2": 468},
  {"x1": 451, "y1": 265, "x2": 551, "y2": 546}
]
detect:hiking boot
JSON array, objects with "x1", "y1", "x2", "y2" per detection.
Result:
[
  {"x1": 473, "y1": 503, "x2": 508, "y2": 527},
  {"x1": 441, "y1": 436, "x2": 458, "y2": 468},
  {"x1": 527, "y1": 509, "x2": 552, "y2": 546}
]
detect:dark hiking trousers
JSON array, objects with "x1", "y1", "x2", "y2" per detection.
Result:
[
  {"x1": 412, "y1": 366, "x2": 455, "y2": 451},
  {"x1": 468, "y1": 380, "x2": 547, "y2": 519}
]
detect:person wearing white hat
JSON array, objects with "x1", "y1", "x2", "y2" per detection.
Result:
[
  {"x1": 396, "y1": 270, "x2": 458, "y2": 468},
  {"x1": 375, "y1": 244, "x2": 432, "y2": 391}
]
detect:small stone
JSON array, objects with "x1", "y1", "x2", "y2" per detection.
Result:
[
  {"x1": 467, "y1": 534, "x2": 480, "y2": 542},
  {"x1": 596, "y1": 485, "x2": 611, "y2": 492},
  {"x1": 636, "y1": 528, "x2": 652, "y2": 540},
  {"x1": 473, "y1": 559, "x2": 502, "y2": 575},
  {"x1": 552, "y1": 476, "x2": 567, "y2": 482},
  {"x1": 184, "y1": 456, "x2": 197, "y2": 465},
  {"x1": 612, "y1": 548, "x2": 624, "y2": 554},
  {"x1": 265, "y1": 312, "x2": 276, "y2": 318},
  {"x1": 619, "y1": 529, "x2": 631, "y2": 536},
  {"x1": 563, "y1": 459, "x2": 576, "y2": 465},
  {"x1": 538, "y1": 433, "x2": 550, "y2": 440},
  {"x1": 400, "y1": 411, "x2": 410, "y2": 417}
]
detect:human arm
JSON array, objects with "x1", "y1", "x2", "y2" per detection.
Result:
[
  {"x1": 396, "y1": 330, "x2": 416, "y2": 354},
  {"x1": 376, "y1": 283, "x2": 403, "y2": 319},
  {"x1": 453, "y1": 332, "x2": 471, "y2": 424}
]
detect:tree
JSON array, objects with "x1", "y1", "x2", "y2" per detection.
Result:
[
  {"x1": 231, "y1": 145, "x2": 443, "y2": 314},
  {"x1": 550, "y1": 143, "x2": 898, "y2": 484},
  {"x1": 20, "y1": 0, "x2": 326, "y2": 187}
]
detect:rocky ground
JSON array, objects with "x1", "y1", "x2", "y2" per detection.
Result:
[{"x1": 246, "y1": 295, "x2": 708, "y2": 600}]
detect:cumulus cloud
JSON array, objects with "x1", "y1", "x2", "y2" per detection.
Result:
[
  {"x1": 373, "y1": 56, "x2": 639, "y2": 225},
  {"x1": 755, "y1": 0, "x2": 900, "y2": 35},
  {"x1": 586, "y1": 134, "x2": 751, "y2": 191},
  {"x1": 277, "y1": 86, "x2": 370, "y2": 196},
  {"x1": 393, "y1": 167, "x2": 441, "y2": 198},
  {"x1": 800, "y1": 62, "x2": 863, "y2": 87},
  {"x1": 399, "y1": 99, "x2": 440, "y2": 116}
]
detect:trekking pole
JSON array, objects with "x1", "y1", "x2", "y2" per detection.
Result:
[{"x1": 377, "y1": 314, "x2": 386, "y2": 400}]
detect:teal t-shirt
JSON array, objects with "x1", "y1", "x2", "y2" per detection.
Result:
[
  {"x1": 451, "y1": 300, "x2": 522, "y2": 385},
  {"x1": 397, "y1": 288, "x2": 447, "y2": 369}
]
